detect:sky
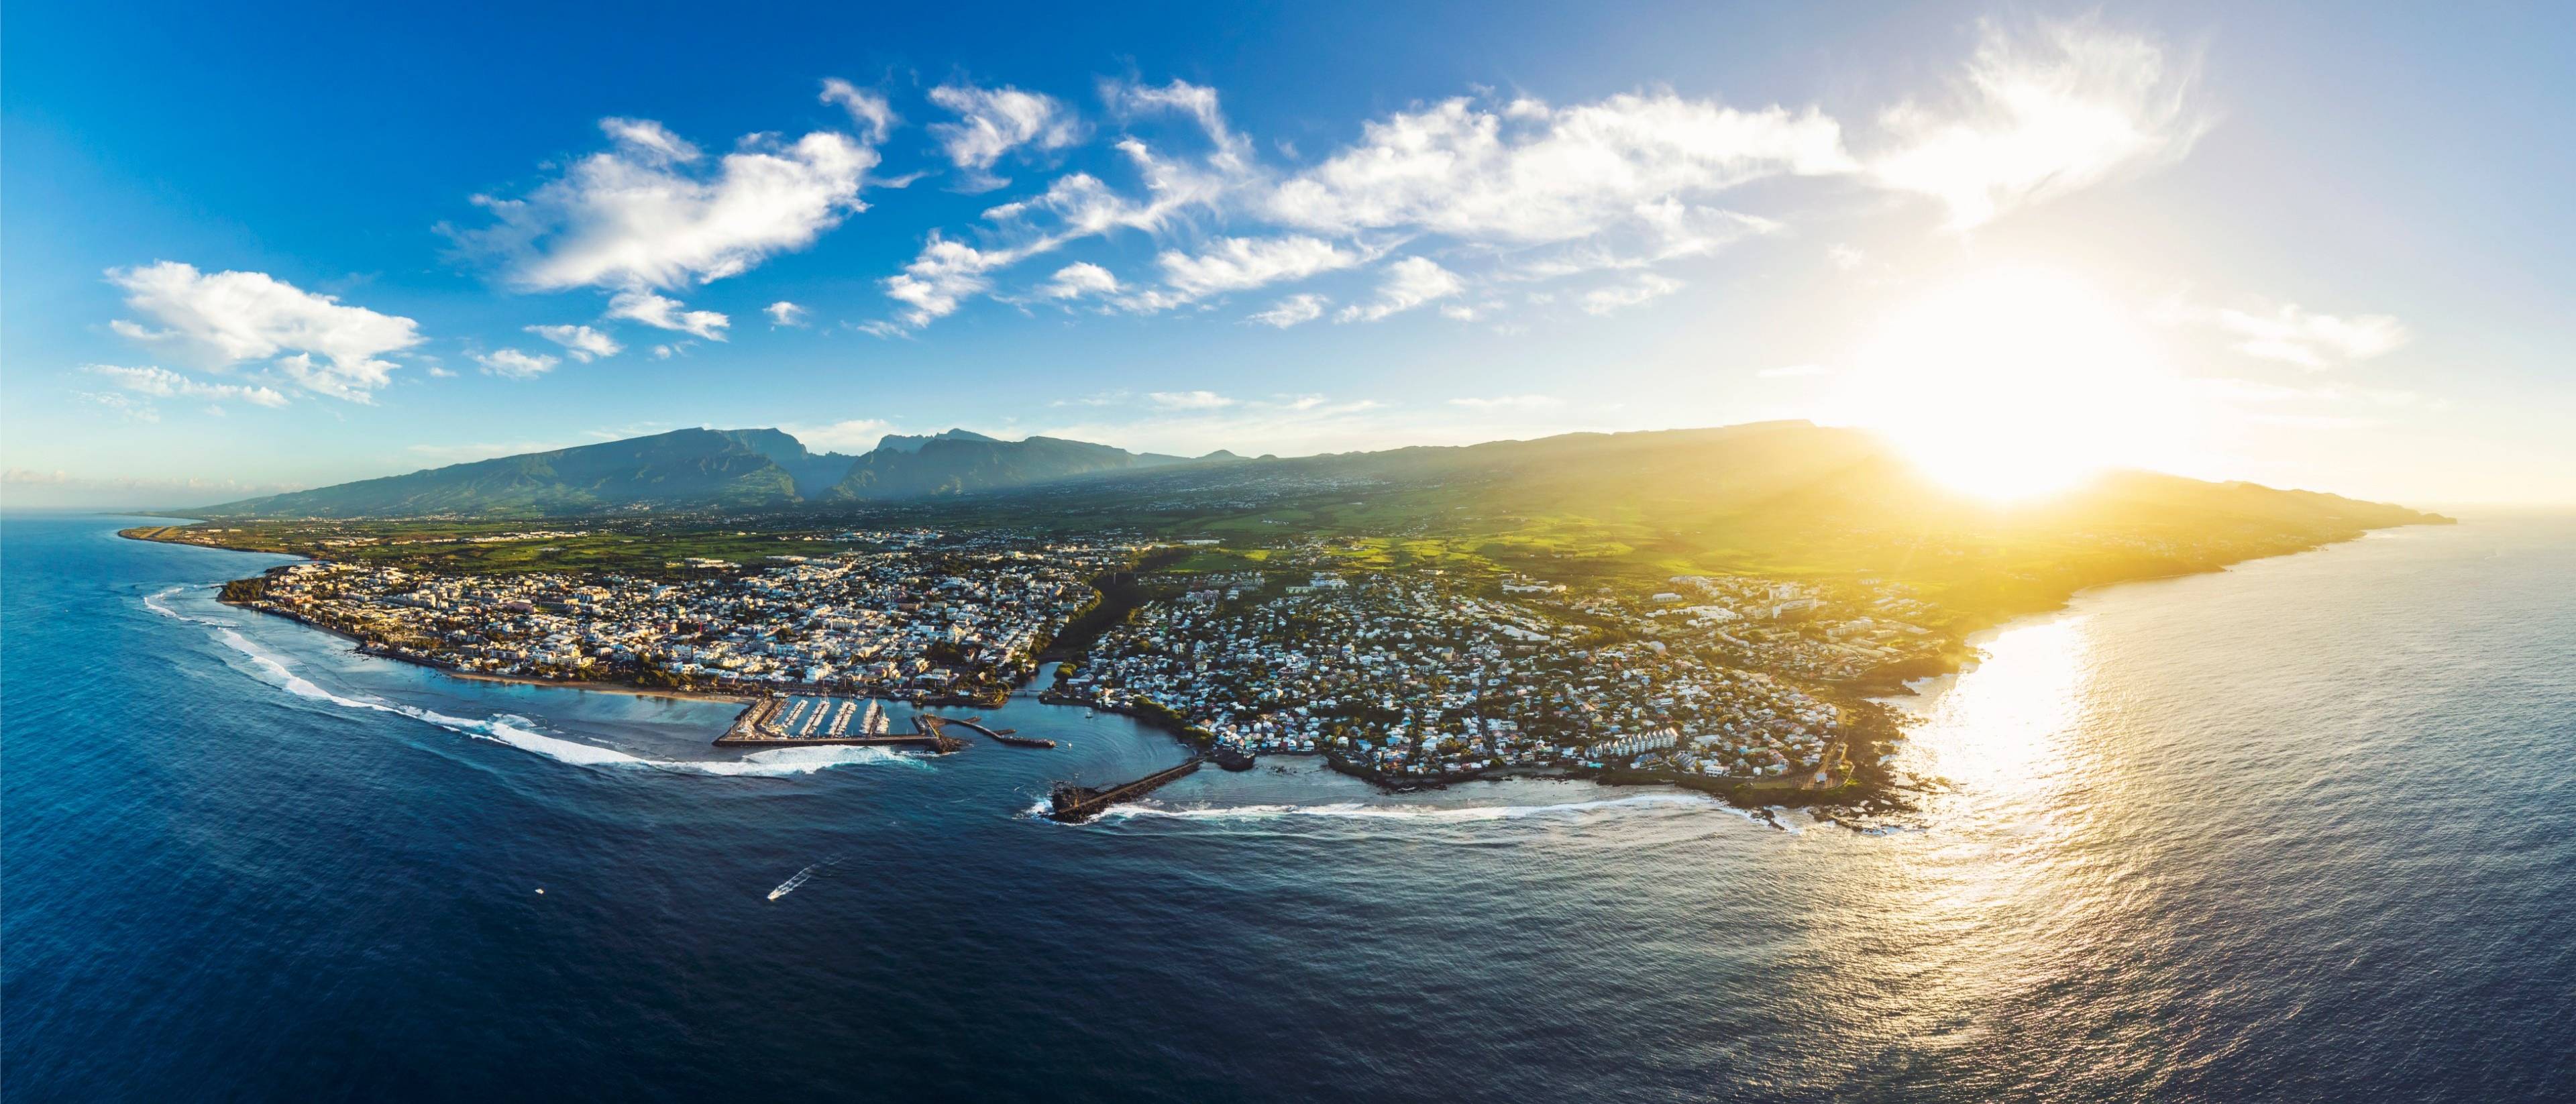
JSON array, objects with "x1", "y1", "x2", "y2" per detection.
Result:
[{"x1": 4, "y1": 0, "x2": 2570, "y2": 508}]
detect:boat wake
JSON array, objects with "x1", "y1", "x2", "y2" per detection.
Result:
[{"x1": 187, "y1": 610, "x2": 914, "y2": 776}]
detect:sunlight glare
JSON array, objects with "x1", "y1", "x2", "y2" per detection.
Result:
[{"x1": 1840, "y1": 267, "x2": 2188, "y2": 501}]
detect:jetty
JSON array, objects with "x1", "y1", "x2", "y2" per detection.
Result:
[
  {"x1": 1047, "y1": 759, "x2": 1202, "y2": 822},
  {"x1": 714, "y1": 696, "x2": 965, "y2": 753},
  {"x1": 924, "y1": 714, "x2": 1057, "y2": 749}
]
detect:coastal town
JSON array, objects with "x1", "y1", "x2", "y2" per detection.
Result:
[
  {"x1": 204, "y1": 525, "x2": 1953, "y2": 802},
  {"x1": 1055, "y1": 565, "x2": 1937, "y2": 789},
  {"x1": 227, "y1": 529, "x2": 1128, "y2": 704}
]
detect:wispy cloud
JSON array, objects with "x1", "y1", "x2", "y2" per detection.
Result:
[
  {"x1": 474, "y1": 348, "x2": 560, "y2": 379},
  {"x1": 84, "y1": 364, "x2": 290, "y2": 408},
  {"x1": 1268, "y1": 93, "x2": 1851, "y2": 243},
  {"x1": 1246, "y1": 294, "x2": 1328, "y2": 327},
  {"x1": 1338, "y1": 257, "x2": 1464, "y2": 322},
  {"x1": 1868, "y1": 17, "x2": 2211, "y2": 229},
  {"x1": 607, "y1": 290, "x2": 728, "y2": 340},
  {"x1": 1580, "y1": 272, "x2": 1682, "y2": 315},
  {"x1": 928, "y1": 82, "x2": 1083, "y2": 191},
  {"x1": 1152, "y1": 236, "x2": 1365, "y2": 303},
  {"x1": 1146, "y1": 390, "x2": 1236, "y2": 410},
  {"x1": 1038, "y1": 262, "x2": 1120, "y2": 300},
  {"x1": 525, "y1": 323, "x2": 622, "y2": 361},
  {"x1": 2216, "y1": 302, "x2": 2408, "y2": 369},
  {"x1": 867, "y1": 81, "x2": 1836, "y2": 333}
]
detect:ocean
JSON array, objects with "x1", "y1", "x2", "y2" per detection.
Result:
[{"x1": 3, "y1": 512, "x2": 2571, "y2": 1102}]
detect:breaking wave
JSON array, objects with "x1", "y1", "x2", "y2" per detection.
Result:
[
  {"x1": 1065, "y1": 792, "x2": 1766, "y2": 826},
  {"x1": 195, "y1": 616, "x2": 908, "y2": 777},
  {"x1": 142, "y1": 585, "x2": 236, "y2": 628}
]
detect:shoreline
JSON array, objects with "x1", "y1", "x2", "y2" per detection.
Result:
[
  {"x1": 128, "y1": 516, "x2": 2441, "y2": 819},
  {"x1": 219, "y1": 594, "x2": 763, "y2": 706}
]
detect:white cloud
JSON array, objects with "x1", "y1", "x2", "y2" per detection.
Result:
[
  {"x1": 1268, "y1": 93, "x2": 1851, "y2": 243},
  {"x1": 1869, "y1": 19, "x2": 2210, "y2": 229},
  {"x1": 1580, "y1": 272, "x2": 1684, "y2": 315},
  {"x1": 1039, "y1": 262, "x2": 1120, "y2": 300},
  {"x1": 1104, "y1": 78, "x2": 1252, "y2": 173},
  {"x1": 457, "y1": 116, "x2": 878, "y2": 292},
  {"x1": 106, "y1": 261, "x2": 423, "y2": 402},
  {"x1": 525, "y1": 323, "x2": 622, "y2": 361},
  {"x1": 765, "y1": 300, "x2": 809, "y2": 327},
  {"x1": 869, "y1": 95, "x2": 1254, "y2": 330},
  {"x1": 606, "y1": 290, "x2": 729, "y2": 339},
  {"x1": 883, "y1": 235, "x2": 1017, "y2": 326},
  {"x1": 2216, "y1": 302, "x2": 2408, "y2": 369},
  {"x1": 777, "y1": 417, "x2": 900, "y2": 453},
  {"x1": 1147, "y1": 390, "x2": 1236, "y2": 410},
  {"x1": 597, "y1": 117, "x2": 700, "y2": 164},
  {"x1": 76, "y1": 391, "x2": 160, "y2": 422},
  {"x1": 1448, "y1": 394, "x2": 1562, "y2": 410},
  {"x1": 819, "y1": 78, "x2": 897, "y2": 144},
  {"x1": 83, "y1": 364, "x2": 289, "y2": 408},
  {"x1": 476, "y1": 348, "x2": 561, "y2": 379},
  {"x1": 1758, "y1": 364, "x2": 1830, "y2": 379},
  {"x1": 1246, "y1": 293, "x2": 1328, "y2": 328},
  {"x1": 1155, "y1": 235, "x2": 1364, "y2": 300},
  {"x1": 1337, "y1": 257, "x2": 1465, "y2": 322},
  {"x1": 928, "y1": 83, "x2": 1083, "y2": 189}
]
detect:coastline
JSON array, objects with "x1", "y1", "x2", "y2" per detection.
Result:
[{"x1": 125, "y1": 516, "x2": 2448, "y2": 819}]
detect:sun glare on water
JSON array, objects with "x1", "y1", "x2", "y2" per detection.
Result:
[{"x1": 1841, "y1": 268, "x2": 2189, "y2": 502}]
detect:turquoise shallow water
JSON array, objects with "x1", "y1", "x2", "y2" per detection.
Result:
[{"x1": 4, "y1": 512, "x2": 2572, "y2": 1102}]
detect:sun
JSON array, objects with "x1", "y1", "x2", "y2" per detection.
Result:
[{"x1": 1836, "y1": 266, "x2": 2188, "y2": 501}]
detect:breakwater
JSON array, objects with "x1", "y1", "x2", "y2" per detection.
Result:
[{"x1": 1047, "y1": 759, "x2": 1202, "y2": 822}]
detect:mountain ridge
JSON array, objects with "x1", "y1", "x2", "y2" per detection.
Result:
[{"x1": 192, "y1": 425, "x2": 1219, "y2": 518}]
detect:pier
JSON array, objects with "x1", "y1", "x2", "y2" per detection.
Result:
[
  {"x1": 714, "y1": 696, "x2": 964, "y2": 752},
  {"x1": 924, "y1": 714, "x2": 1057, "y2": 749},
  {"x1": 1046, "y1": 759, "x2": 1202, "y2": 822}
]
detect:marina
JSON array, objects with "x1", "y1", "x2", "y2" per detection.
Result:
[{"x1": 715, "y1": 695, "x2": 965, "y2": 752}]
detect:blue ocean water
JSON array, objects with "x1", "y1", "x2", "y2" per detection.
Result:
[{"x1": 3, "y1": 512, "x2": 2572, "y2": 1102}]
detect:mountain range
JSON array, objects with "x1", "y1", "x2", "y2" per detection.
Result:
[
  {"x1": 193, "y1": 421, "x2": 2447, "y2": 573},
  {"x1": 197, "y1": 427, "x2": 1208, "y2": 517}
]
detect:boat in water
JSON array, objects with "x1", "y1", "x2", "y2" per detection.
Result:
[{"x1": 766, "y1": 857, "x2": 839, "y2": 901}]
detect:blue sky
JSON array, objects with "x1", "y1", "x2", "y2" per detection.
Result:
[{"x1": 5, "y1": 0, "x2": 2570, "y2": 507}]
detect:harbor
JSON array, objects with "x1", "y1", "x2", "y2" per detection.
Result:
[{"x1": 714, "y1": 695, "x2": 965, "y2": 753}]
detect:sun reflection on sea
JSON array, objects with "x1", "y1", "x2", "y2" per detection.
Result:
[
  {"x1": 1897, "y1": 614, "x2": 2093, "y2": 797},
  {"x1": 1790, "y1": 612, "x2": 2121, "y2": 1064}
]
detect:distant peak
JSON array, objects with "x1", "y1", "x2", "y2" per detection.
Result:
[{"x1": 874, "y1": 427, "x2": 1000, "y2": 453}]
